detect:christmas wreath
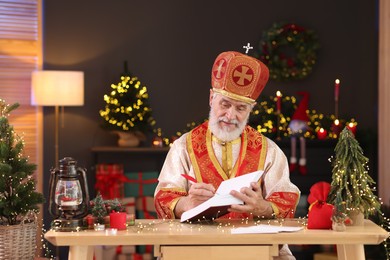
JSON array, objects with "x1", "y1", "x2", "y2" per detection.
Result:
[{"x1": 257, "y1": 22, "x2": 320, "y2": 81}]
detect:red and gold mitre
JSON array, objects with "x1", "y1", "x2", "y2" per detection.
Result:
[{"x1": 211, "y1": 51, "x2": 269, "y2": 104}]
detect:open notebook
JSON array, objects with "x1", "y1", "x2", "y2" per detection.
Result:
[{"x1": 180, "y1": 170, "x2": 264, "y2": 222}]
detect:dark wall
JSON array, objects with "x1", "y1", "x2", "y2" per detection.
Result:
[{"x1": 42, "y1": 0, "x2": 378, "y2": 218}]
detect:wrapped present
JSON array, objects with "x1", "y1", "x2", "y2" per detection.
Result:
[
  {"x1": 94, "y1": 245, "x2": 117, "y2": 260},
  {"x1": 124, "y1": 172, "x2": 159, "y2": 197},
  {"x1": 117, "y1": 253, "x2": 153, "y2": 260},
  {"x1": 120, "y1": 197, "x2": 136, "y2": 215},
  {"x1": 116, "y1": 245, "x2": 136, "y2": 255},
  {"x1": 307, "y1": 182, "x2": 334, "y2": 229},
  {"x1": 95, "y1": 164, "x2": 126, "y2": 199},
  {"x1": 136, "y1": 196, "x2": 157, "y2": 219}
]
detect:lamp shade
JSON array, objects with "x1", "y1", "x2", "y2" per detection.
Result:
[{"x1": 31, "y1": 70, "x2": 84, "y2": 106}]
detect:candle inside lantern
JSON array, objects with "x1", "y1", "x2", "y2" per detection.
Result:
[
  {"x1": 276, "y1": 91, "x2": 282, "y2": 113},
  {"x1": 346, "y1": 122, "x2": 357, "y2": 136},
  {"x1": 109, "y1": 212, "x2": 127, "y2": 230},
  {"x1": 317, "y1": 128, "x2": 328, "y2": 140}
]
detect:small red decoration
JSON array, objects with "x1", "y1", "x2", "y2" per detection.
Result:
[
  {"x1": 152, "y1": 136, "x2": 163, "y2": 147},
  {"x1": 307, "y1": 182, "x2": 334, "y2": 229},
  {"x1": 110, "y1": 212, "x2": 127, "y2": 230},
  {"x1": 317, "y1": 128, "x2": 327, "y2": 140},
  {"x1": 346, "y1": 122, "x2": 357, "y2": 136}
]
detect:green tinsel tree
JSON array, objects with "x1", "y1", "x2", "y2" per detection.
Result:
[
  {"x1": 0, "y1": 99, "x2": 45, "y2": 225},
  {"x1": 327, "y1": 127, "x2": 381, "y2": 217},
  {"x1": 99, "y1": 62, "x2": 156, "y2": 134},
  {"x1": 327, "y1": 127, "x2": 390, "y2": 259}
]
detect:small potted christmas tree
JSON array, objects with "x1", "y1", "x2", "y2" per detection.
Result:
[
  {"x1": 0, "y1": 99, "x2": 45, "y2": 258},
  {"x1": 327, "y1": 127, "x2": 381, "y2": 225},
  {"x1": 99, "y1": 62, "x2": 157, "y2": 147},
  {"x1": 89, "y1": 192, "x2": 125, "y2": 228}
]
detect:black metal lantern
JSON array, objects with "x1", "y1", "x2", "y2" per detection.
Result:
[{"x1": 49, "y1": 157, "x2": 89, "y2": 231}]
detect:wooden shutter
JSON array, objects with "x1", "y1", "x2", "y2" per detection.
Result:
[{"x1": 0, "y1": 0, "x2": 43, "y2": 190}]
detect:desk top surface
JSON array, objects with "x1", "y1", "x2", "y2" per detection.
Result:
[{"x1": 45, "y1": 219, "x2": 388, "y2": 247}]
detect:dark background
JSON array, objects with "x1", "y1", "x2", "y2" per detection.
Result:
[{"x1": 41, "y1": 0, "x2": 379, "y2": 258}]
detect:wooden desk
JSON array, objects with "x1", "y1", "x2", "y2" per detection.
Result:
[{"x1": 44, "y1": 219, "x2": 388, "y2": 260}]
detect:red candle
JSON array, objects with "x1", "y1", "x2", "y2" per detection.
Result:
[
  {"x1": 346, "y1": 122, "x2": 357, "y2": 135},
  {"x1": 317, "y1": 128, "x2": 328, "y2": 140},
  {"x1": 276, "y1": 91, "x2": 282, "y2": 113},
  {"x1": 331, "y1": 119, "x2": 341, "y2": 137},
  {"x1": 334, "y1": 79, "x2": 340, "y2": 102},
  {"x1": 109, "y1": 212, "x2": 127, "y2": 230}
]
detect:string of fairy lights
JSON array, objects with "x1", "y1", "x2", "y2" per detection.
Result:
[{"x1": 153, "y1": 92, "x2": 358, "y2": 147}]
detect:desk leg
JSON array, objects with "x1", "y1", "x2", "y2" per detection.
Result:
[
  {"x1": 336, "y1": 244, "x2": 365, "y2": 260},
  {"x1": 68, "y1": 245, "x2": 94, "y2": 260}
]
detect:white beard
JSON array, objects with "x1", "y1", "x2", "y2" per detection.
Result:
[{"x1": 208, "y1": 109, "x2": 249, "y2": 142}]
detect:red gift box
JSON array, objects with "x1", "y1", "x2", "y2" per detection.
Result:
[
  {"x1": 95, "y1": 164, "x2": 125, "y2": 199},
  {"x1": 136, "y1": 196, "x2": 157, "y2": 219},
  {"x1": 124, "y1": 172, "x2": 159, "y2": 197},
  {"x1": 116, "y1": 253, "x2": 153, "y2": 260},
  {"x1": 120, "y1": 197, "x2": 136, "y2": 215}
]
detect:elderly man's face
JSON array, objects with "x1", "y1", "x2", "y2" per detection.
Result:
[{"x1": 208, "y1": 91, "x2": 252, "y2": 141}]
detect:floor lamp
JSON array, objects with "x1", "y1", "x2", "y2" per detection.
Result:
[{"x1": 31, "y1": 70, "x2": 84, "y2": 168}]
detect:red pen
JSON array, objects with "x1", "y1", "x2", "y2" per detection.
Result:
[{"x1": 181, "y1": 174, "x2": 198, "y2": 183}]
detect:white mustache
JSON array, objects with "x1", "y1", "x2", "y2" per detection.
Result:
[{"x1": 218, "y1": 117, "x2": 238, "y2": 126}]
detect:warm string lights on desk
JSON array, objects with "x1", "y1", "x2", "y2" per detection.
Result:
[{"x1": 127, "y1": 217, "x2": 307, "y2": 235}]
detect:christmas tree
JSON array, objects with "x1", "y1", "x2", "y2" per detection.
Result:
[
  {"x1": 0, "y1": 99, "x2": 45, "y2": 225},
  {"x1": 327, "y1": 127, "x2": 390, "y2": 259},
  {"x1": 99, "y1": 62, "x2": 156, "y2": 134},
  {"x1": 327, "y1": 127, "x2": 381, "y2": 218}
]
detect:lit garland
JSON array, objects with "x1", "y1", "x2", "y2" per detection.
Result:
[
  {"x1": 158, "y1": 94, "x2": 353, "y2": 146},
  {"x1": 99, "y1": 72, "x2": 156, "y2": 133},
  {"x1": 255, "y1": 22, "x2": 320, "y2": 81}
]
